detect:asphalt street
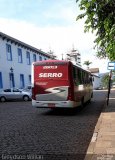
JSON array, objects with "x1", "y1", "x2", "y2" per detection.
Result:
[{"x1": 0, "y1": 90, "x2": 107, "y2": 160}]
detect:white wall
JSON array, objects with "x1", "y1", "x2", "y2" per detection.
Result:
[
  {"x1": 93, "y1": 76, "x2": 101, "y2": 89},
  {"x1": 0, "y1": 37, "x2": 49, "y2": 89}
]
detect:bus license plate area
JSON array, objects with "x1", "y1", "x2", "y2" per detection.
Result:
[{"x1": 48, "y1": 103, "x2": 55, "y2": 108}]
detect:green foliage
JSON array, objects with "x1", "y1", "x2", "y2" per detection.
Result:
[
  {"x1": 112, "y1": 77, "x2": 115, "y2": 83},
  {"x1": 112, "y1": 71, "x2": 115, "y2": 83},
  {"x1": 83, "y1": 60, "x2": 92, "y2": 68},
  {"x1": 76, "y1": 0, "x2": 115, "y2": 60}
]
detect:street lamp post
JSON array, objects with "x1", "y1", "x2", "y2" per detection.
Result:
[
  {"x1": 10, "y1": 67, "x2": 14, "y2": 88},
  {"x1": 10, "y1": 67, "x2": 13, "y2": 73}
]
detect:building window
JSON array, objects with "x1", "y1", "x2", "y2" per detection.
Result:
[
  {"x1": 0, "y1": 72, "x2": 3, "y2": 89},
  {"x1": 20, "y1": 74, "x2": 25, "y2": 88},
  {"x1": 18, "y1": 48, "x2": 23, "y2": 63},
  {"x1": 28, "y1": 75, "x2": 31, "y2": 84},
  {"x1": 33, "y1": 54, "x2": 37, "y2": 62},
  {"x1": 9, "y1": 73, "x2": 15, "y2": 88},
  {"x1": 6, "y1": 44, "x2": 12, "y2": 61},
  {"x1": 26, "y1": 51, "x2": 31, "y2": 65},
  {"x1": 39, "y1": 56, "x2": 42, "y2": 61}
]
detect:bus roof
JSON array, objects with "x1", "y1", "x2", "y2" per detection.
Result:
[
  {"x1": 33, "y1": 60, "x2": 70, "y2": 66},
  {"x1": 73, "y1": 64, "x2": 91, "y2": 74},
  {"x1": 33, "y1": 60, "x2": 91, "y2": 74}
]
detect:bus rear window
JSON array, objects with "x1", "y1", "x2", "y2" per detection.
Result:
[{"x1": 34, "y1": 65, "x2": 68, "y2": 80}]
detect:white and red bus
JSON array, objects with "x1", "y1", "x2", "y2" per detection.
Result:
[{"x1": 32, "y1": 60, "x2": 93, "y2": 108}]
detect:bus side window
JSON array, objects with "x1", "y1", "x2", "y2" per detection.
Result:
[
  {"x1": 82, "y1": 71, "x2": 85, "y2": 84},
  {"x1": 73, "y1": 67, "x2": 78, "y2": 85},
  {"x1": 89, "y1": 75, "x2": 93, "y2": 84},
  {"x1": 83, "y1": 72, "x2": 87, "y2": 84},
  {"x1": 86, "y1": 73, "x2": 89, "y2": 84},
  {"x1": 73, "y1": 67, "x2": 76, "y2": 79},
  {"x1": 78, "y1": 69, "x2": 82, "y2": 85}
]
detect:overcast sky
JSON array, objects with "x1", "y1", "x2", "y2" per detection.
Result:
[{"x1": 0, "y1": 0, "x2": 109, "y2": 73}]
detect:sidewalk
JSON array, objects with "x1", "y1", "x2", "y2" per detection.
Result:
[{"x1": 85, "y1": 88, "x2": 115, "y2": 160}]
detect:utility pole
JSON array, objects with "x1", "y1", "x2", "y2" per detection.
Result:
[
  {"x1": 107, "y1": 61, "x2": 115, "y2": 105},
  {"x1": 107, "y1": 70, "x2": 112, "y2": 106}
]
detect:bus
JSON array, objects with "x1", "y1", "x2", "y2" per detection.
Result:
[{"x1": 32, "y1": 60, "x2": 93, "y2": 108}]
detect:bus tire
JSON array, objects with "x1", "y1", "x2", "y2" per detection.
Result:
[
  {"x1": 91, "y1": 92, "x2": 93, "y2": 98},
  {"x1": 88, "y1": 98, "x2": 91, "y2": 103},
  {"x1": 88, "y1": 92, "x2": 93, "y2": 103},
  {"x1": 81, "y1": 97, "x2": 84, "y2": 108}
]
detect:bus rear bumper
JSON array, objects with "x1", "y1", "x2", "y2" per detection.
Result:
[{"x1": 32, "y1": 100, "x2": 80, "y2": 108}]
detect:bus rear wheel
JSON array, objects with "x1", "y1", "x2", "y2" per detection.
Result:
[
  {"x1": 88, "y1": 92, "x2": 93, "y2": 103},
  {"x1": 81, "y1": 97, "x2": 84, "y2": 108}
]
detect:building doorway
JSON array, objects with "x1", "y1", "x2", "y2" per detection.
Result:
[{"x1": 9, "y1": 73, "x2": 15, "y2": 88}]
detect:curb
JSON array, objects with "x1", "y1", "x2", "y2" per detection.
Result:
[{"x1": 84, "y1": 95, "x2": 107, "y2": 160}]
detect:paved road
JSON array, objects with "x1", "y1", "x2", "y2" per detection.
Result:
[{"x1": 0, "y1": 90, "x2": 107, "y2": 160}]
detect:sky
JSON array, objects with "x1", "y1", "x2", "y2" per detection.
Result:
[{"x1": 0, "y1": 0, "x2": 109, "y2": 73}]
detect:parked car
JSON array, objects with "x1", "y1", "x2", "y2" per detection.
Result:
[
  {"x1": 20, "y1": 85, "x2": 32, "y2": 93},
  {"x1": 95, "y1": 86, "x2": 103, "y2": 90},
  {"x1": 0, "y1": 88, "x2": 32, "y2": 102},
  {"x1": 112, "y1": 82, "x2": 115, "y2": 88}
]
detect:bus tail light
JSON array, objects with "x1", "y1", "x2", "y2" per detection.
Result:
[
  {"x1": 67, "y1": 87, "x2": 73, "y2": 101},
  {"x1": 32, "y1": 87, "x2": 36, "y2": 100}
]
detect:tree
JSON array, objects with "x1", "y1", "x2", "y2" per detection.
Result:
[
  {"x1": 76, "y1": 0, "x2": 115, "y2": 61},
  {"x1": 83, "y1": 60, "x2": 92, "y2": 69}
]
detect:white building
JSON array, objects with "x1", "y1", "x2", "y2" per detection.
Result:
[
  {"x1": 66, "y1": 48, "x2": 81, "y2": 66},
  {"x1": 92, "y1": 74, "x2": 101, "y2": 89},
  {"x1": 0, "y1": 32, "x2": 51, "y2": 90},
  {"x1": 88, "y1": 68, "x2": 101, "y2": 89}
]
